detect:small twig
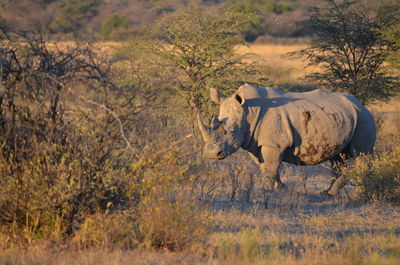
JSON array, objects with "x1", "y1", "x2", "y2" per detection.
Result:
[
  {"x1": 84, "y1": 99, "x2": 136, "y2": 151},
  {"x1": 43, "y1": 73, "x2": 138, "y2": 155}
]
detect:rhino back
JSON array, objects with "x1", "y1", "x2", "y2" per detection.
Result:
[{"x1": 250, "y1": 88, "x2": 361, "y2": 165}]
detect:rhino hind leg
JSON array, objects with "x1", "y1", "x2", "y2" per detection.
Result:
[
  {"x1": 323, "y1": 145, "x2": 354, "y2": 196},
  {"x1": 318, "y1": 149, "x2": 347, "y2": 196}
]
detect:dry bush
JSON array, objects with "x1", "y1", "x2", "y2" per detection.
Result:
[
  {"x1": 370, "y1": 96, "x2": 400, "y2": 152},
  {"x1": 343, "y1": 148, "x2": 400, "y2": 203},
  {"x1": 0, "y1": 148, "x2": 131, "y2": 245},
  {"x1": 130, "y1": 145, "x2": 211, "y2": 251},
  {"x1": 65, "y1": 143, "x2": 211, "y2": 251},
  {"x1": 0, "y1": 27, "x2": 156, "y2": 247},
  {"x1": 0, "y1": 26, "x2": 213, "y2": 252}
]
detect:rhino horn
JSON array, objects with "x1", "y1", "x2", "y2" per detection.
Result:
[{"x1": 197, "y1": 113, "x2": 211, "y2": 142}]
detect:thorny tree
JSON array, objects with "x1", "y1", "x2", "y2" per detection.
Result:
[
  {"x1": 149, "y1": 4, "x2": 265, "y2": 115},
  {"x1": 293, "y1": 0, "x2": 400, "y2": 104}
]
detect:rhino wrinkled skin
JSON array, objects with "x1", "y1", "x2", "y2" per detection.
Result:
[{"x1": 198, "y1": 83, "x2": 376, "y2": 198}]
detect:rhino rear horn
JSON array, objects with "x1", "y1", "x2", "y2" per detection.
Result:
[
  {"x1": 197, "y1": 113, "x2": 211, "y2": 142},
  {"x1": 210, "y1": 87, "x2": 225, "y2": 104}
]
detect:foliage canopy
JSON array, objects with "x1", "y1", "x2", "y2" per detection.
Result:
[
  {"x1": 149, "y1": 4, "x2": 266, "y2": 114},
  {"x1": 49, "y1": 0, "x2": 103, "y2": 34},
  {"x1": 100, "y1": 14, "x2": 129, "y2": 39},
  {"x1": 294, "y1": 0, "x2": 400, "y2": 104},
  {"x1": 379, "y1": 2, "x2": 400, "y2": 72}
]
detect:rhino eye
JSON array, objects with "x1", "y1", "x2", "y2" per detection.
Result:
[{"x1": 226, "y1": 127, "x2": 235, "y2": 133}]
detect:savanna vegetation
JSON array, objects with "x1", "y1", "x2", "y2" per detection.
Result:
[
  {"x1": 0, "y1": 0, "x2": 395, "y2": 41},
  {"x1": 292, "y1": 0, "x2": 400, "y2": 104},
  {"x1": 0, "y1": 0, "x2": 399, "y2": 264}
]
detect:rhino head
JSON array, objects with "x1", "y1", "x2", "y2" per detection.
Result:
[{"x1": 197, "y1": 87, "x2": 248, "y2": 160}]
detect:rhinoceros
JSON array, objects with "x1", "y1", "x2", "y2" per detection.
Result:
[{"x1": 197, "y1": 83, "x2": 376, "y2": 200}]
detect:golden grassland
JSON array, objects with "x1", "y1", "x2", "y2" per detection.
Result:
[
  {"x1": 0, "y1": 43, "x2": 399, "y2": 265},
  {"x1": 237, "y1": 44, "x2": 319, "y2": 84},
  {"x1": 89, "y1": 41, "x2": 318, "y2": 84},
  {"x1": 368, "y1": 96, "x2": 400, "y2": 112}
]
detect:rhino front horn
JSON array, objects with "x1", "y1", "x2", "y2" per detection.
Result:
[{"x1": 197, "y1": 113, "x2": 211, "y2": 142}]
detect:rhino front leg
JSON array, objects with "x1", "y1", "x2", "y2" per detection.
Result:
[{"x1": 259, "y1": 146, "x2": 285, "y2": 208}]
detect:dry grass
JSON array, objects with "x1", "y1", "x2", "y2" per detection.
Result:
[
  {"x1": 1, "y1": 203, "x2": 399, "y2": 265},
  {"x1": 84, "y1": 42, "x2": 318, "y2": 84},
  {"x1": 369, "y1": 96, "x2": 400, "y2": 150},
  {"x1": 368, "y1": 96, "x2": 400, "y2": 113},
  {"x1": 2, "y1": 158, "x2": 399, "y2": 264}
]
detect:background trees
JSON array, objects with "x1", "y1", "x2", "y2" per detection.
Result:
[
  {"x1": 379, "y1": 2, "x2": 400, "y2": 72},
  {"x1": 49, "y1": 0, "x2": 103, "y2": 34},
  {"x1": 100, "y1": 14, "x2": 129, "y2": 39},
  {"x1": 293, "y1": 0, "x2": 400, "y2": 104},
  {"x1": 0, "y1": 0, "x2": 388, "y2": 41}
]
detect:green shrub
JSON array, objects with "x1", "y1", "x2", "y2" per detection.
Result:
[
  {"x1": 100, "y1": 14, "x2": 129, "y2": 39},
  {"x1": 271, "y1": 1, "x2": 293, "y2": 15},
  {"x1": 48, "y1": 0, "x2": 102, "y2": 34},
  {"x1": 344, "y1": 148, "x2": 400, "y2": 203}
]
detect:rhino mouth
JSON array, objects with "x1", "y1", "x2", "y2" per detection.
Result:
[{"x1": 217, "y1": 151, "x2": 225, "y2": 160}]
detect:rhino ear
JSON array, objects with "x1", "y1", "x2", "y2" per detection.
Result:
[
  {"x1": 210, "y1": 87, "x2": 225, "y2": 104},
  {"x1": 235, "y1": 93, "x2": 246, "y2": 106}
]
